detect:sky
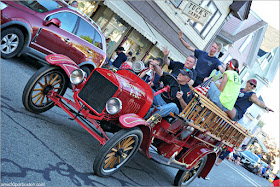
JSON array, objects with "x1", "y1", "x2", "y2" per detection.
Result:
[
  {"x1": 251, "y1": 1, "x2": 280, "y2": 30},
  {"x1": 250, "y1": 1, "x2": 279, "y2": 147}
]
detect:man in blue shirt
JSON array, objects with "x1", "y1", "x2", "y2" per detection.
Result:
[
  {"x1": 112, "y1": 47, "x2": 127, "y2": 68},
  {"x1": 162, "y1": 47, "x2": 197, "y2": 87},
  {"x1": 179, "y1": 30, "x2": 225, "y2": 86}
]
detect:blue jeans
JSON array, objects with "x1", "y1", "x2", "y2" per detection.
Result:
[
  {"x1": 109, "y1": 59, "x2": 114, "y2": 67},
  {"x1": 208, "y1": 81, "x2": 228, "y2": 112},
  {"x1": 150, "y1": 91, "x2": 179, "y2": 118}
]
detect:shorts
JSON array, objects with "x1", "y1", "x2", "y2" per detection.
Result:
[
  {"x1": 208, "y1": 82, "x2": 228, "y2": 112},
  {"x1": 219, "y1": 150, "x2": 231, "y2": 160},
  {"x1": 232, "y1": 109, "x2": 240, "y2": 121},
  {"x1": 233, "y1": 153, "x2": 239, "y2": 160}
]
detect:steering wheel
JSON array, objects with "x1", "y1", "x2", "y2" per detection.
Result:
[{"x1": 160, "y1": 74, "x2": 181, "y2": 101}]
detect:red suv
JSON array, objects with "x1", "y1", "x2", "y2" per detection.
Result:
[{"x1": 1, "y1": 1, "x2": 106, "y2": 73}]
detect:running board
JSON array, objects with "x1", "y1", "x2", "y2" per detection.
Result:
[{"x1": 149, "y1": 152, "x2": 188, "y2": 171}]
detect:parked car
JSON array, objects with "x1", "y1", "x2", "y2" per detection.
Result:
[
  {"x1": 239, "y1": 150, "x2": 261, "y2": 174},
  {"x1": 1, "y1": 1, "x2": 106, "y2": 74}
]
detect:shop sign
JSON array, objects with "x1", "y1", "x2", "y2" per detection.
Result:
[{"x1": 182, "y1": 0, "x2": 212, "y2": 25}]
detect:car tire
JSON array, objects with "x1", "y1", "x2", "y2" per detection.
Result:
[
  {"x1": 93, "y1": 127, "x2": 143, "y2": 177},
  {"x1": 1, "y1": 27, "x2": 25, "y2": 59},
  {"x1": 22, "y1": 65, "x2": 69, "y2": 114},
  {"x1": 81, "y1": 66, "x2": 91, "y2": 77},
  {"x1": 174, "y1": 155, "x2": 207, "y2": 186}
]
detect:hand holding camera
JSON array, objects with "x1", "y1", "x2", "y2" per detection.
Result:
[{"x1": 146, "y1": 69, "x2": 153, "y2": 77}]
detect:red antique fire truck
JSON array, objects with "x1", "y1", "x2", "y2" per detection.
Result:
[{"x1": 22, "y1": 54, "x2": 250, "y2": 186}]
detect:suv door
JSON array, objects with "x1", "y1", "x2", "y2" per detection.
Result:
[{"x1": 31, "y1": 11, "x2": 79, "y2": 58}]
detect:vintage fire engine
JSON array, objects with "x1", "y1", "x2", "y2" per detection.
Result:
[{"x1": 22, "y1": 54, "x2": 250, "y2": 186}]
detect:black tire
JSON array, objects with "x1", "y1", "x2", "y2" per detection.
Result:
[
  {"x1": 1, "y1": 27, "x2": 24, "y2": 58},
  {"x1": 22, "y1": 65, "x2": 69, "y2": 114},
  {"x1": 93, "y1": 127, "x2": 143, "y2": 177},
  {"x1": 81, "y1": 66, "x2": 91, "y2": 77},
  {"x1": 174, "y1": 155, "x2": 207, "y2": 186}
]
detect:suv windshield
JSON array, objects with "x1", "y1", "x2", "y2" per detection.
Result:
[
  {"x1": 21, "y1": 1, "x2": 63, "y2": 13},
  {"x1": 243, "y1": 151, "x2": 259, "y2": 162}
]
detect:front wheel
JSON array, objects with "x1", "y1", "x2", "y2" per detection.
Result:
[
  {"x1": 174, "y1": 155, "x2": 207, "y2": 186},
  {"x1": 1, "y1": 27, "x2": 24, "y2": 58},
  {"x1": 22, "y1": 65, "x2": 69, "y2": 113},
  {"x1": 93, "y1": 127, "x2": 143, "y2": 177}
]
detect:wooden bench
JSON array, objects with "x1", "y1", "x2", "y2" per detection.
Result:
[{"x1": 179, "y1": 89, "x2": 251, "y2": 148}]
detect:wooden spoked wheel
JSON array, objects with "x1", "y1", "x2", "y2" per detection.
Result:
[
  {"x1": 22, "y1": 65, "x2": 68, "y2": 113},
  {"x1": 174, "y1": 155, "x2": 207, "y2": 186},
  {"x1": 94, "y1": 127, "x2": 143, "y2": 176}
]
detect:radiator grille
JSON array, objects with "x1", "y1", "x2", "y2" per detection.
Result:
[{"x1": 78, "y1": 71, "x2": 118, "y2": 113}]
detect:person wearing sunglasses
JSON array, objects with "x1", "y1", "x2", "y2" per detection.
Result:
[
  {"x1": 208, "y1": 59, "x2": 241, "y2": 115},
  {"x1": 226, "y1": 79, "x2": 274, "y2": 121}
]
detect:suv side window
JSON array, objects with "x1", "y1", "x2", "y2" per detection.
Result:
[
  {"x1": 94, "y1": 31, "x2": 103, "y2": 49},
  {"x1": 76, "y1": 18, "x2": 103, "y2": 50},
  {"x1": 47, "y1": 12, "x2": 78, "y2": 33},
  {"x1": 76, "y1": 18, "x2": 95, "y2": 44}
]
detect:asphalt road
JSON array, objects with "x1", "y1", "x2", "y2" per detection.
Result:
[{"x1": 1, "y1": 56, "x2": 272, "y2": 186}]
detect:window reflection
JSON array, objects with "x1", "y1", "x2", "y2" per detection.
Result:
[{"x1": 48, "y1": 12, "x2": 78, "y2": 33}]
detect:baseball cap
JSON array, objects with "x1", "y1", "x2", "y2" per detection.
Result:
[
  {"x1": 247, "y1": 79, "x2": 257, "y2": 86},
  {"x1": 179, "y1": 68, "x2": 193, "y2": 79},
  {"x1": 117, "y1": 47, "x2": 125, "y2": 51}
]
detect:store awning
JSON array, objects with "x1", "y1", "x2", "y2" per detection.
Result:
[{"x1": 104, "y1": 0, "x2": 185, "y2": 62}]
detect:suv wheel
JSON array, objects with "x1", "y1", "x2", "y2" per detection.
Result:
[{"x1": 1, "y1": 27, "x2": 24, "y2": 58}]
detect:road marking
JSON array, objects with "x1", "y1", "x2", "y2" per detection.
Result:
[{"x1": 224, "y1": 161, "x2": 261, "y2": 187}]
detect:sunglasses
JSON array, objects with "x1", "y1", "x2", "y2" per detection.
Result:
[
  {"x1": 248, "y1": 82, "x2": 256, "y2": 87},
  {"x1": 183, "y1": 67, "x2": 190, "y2": 73}
]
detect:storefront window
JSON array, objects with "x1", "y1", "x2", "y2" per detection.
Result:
[
  {"x1": 96, "y1": 10, "x2": 129, "y2": 57},
  {"x1": 95, "y1": 8, "x2": 114, "y2": 30},
  {"x1": 144, "y1": 46, "x2": 163, "y2": 64},
  {"x1": 122, "y1": 30, "x2": 152, "y2": 62},
  {"x1": 75, "y1": 1, "x2": 98, "y2": 16}
]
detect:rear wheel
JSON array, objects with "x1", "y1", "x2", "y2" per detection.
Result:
[
  {"x1": 22, "y1": 65, "x2": 69, "y2": 113},
  {"x1": 93, "y1": 127, "x2": 143, "y2": 177},
  {"x1": 1, "y1": 27, "x2": 24, "y2": 58},
  {"x1": 174, "y1": 155, "x2": 207, "y2": 186}
]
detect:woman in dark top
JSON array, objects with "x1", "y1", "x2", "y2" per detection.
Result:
[{"x1": 227, "y1": 79, "x2": 274, "y2": 121}]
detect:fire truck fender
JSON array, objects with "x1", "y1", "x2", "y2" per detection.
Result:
[
  {"x1": 178, "y1": 143, "x2": 216, "y2": 179},
  {"x1": 45, "y1": 54, "x2": 79, "y2": 77},
  {"x1": 119, "y1": 113, "x2": 152, "y2": 152}
]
